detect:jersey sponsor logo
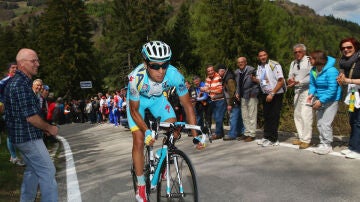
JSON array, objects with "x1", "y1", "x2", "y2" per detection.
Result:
[
  {"x1": 130, "y1": 88, "x2": 137, "y2": 96},
  {"x1": 165, "y1": 104, "x2": 170, "y2": 113},
  {"x1": 178, "y1": 83, "x2": 187, "y2": 93},
  {"x1": 142, "y1": 84, "x2": 149, "y2": 94},
  {"x1": 142, "y1": 84, "x2": 149, "y2": 90},
  {"x1": 136, "y1": 73, "x2": 144, "y2": 91}
]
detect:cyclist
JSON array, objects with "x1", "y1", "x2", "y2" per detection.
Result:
[{"x1": 127, "y1": 41, "x2": 205, "y2": 202}]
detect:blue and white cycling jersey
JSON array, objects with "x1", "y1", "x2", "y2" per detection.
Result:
[
  {"x1": 127, "y1": 63, "x2": 188, "y2": 100},
  {"x1": 126, "y1": 63, "x2": 188, "y2": 132}
]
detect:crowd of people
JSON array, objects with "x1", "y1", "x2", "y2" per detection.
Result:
[
  {"x1": 166, "y1": 38, "x2": 360, "y2": 160},
  {"x1": 1, "y1": 37, "x2": 360, "y2": 201}
]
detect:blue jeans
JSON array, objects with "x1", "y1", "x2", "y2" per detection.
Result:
[
  {"x1": 195, "y1": 104, "x2": 205, "y2": 130},
  {"x1": 211, "y1": 99, "x2": 227, "y2": 136},
  {"x1": 228, "y1": 105, "x2": 245, "y2": 138},
  {"x1": 7, "y1": 137, "x2": 17, "y2": 159},
  {"x1": 349, "y1": 108, "x2": 360, "y2": 152},
  {"x1": 15, "y1": 139, "x2": 58, "y2": 202}
]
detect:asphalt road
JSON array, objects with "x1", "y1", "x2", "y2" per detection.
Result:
[{"x1": 56, "y1": 123, "x2": 360, "y2": 202}]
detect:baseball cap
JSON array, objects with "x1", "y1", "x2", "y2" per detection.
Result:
[{"x1": 43, "y1": 85, "x2": 50, "y2": 91}]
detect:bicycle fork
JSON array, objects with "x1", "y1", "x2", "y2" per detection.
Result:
[{"x1": 150, "y1": 146, "x2": 185, "y2": 197}]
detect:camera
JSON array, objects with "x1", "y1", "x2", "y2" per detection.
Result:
[{"x1": 251, "y1": 70, "x2": 256, "y2": 77}]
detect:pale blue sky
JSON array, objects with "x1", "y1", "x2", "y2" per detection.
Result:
[{"x1": 290, "y1": 0, "x2": 360, "y2": 25}]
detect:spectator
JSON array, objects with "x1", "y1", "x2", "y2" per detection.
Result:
[
  {"x1": 287, "y1": 44, "x2": 313, "y2": 149},
  {"x1": 54, "y1": 97, "x2": 65, "y2": 125},
  {"x1": 100, "y1": 95, "x2": 107, "y2": 123},
  {"x1": 192, "y1": 76, "x2": 209, "y2": 131},
  {"x1": 0, "y1": 62, "x2": 25, "y2": 166},
  {"x1": 85, "y1": 99, "x2": 92, "y2": 123},
  {"x1": 40, "y1": 85, "x2": 50, "y2": 119},
  {"x1": 90, "y1": 97, "x2": 99, "y2": 124},
  {"x1": 78, "y1": 99, "x2": 86, "y2": 123},
  {"x1": 308, "y1": 50, "x2": 341, "y2": 155},
  {"x1": 201, "y1": 65, "x2": 227, "y2": 140},
  {"x1": 4, "y1": 48, "x2": 58, "y2": 201},
  {"x1": 255, "y1": 50, "x2": 285, "y2": 147},
  {"x1": 337, "y1": 37, "x2": 360, "y2": 159},
  {"x1": 32, "y1": 78, "x2": 42, "y2": 98},
  {"x1": 235, "y1": 57, "x2": 259, "y2": 142},
  {"x1": 46, "y1": 94, "x2": 56, "y2": 124},
  {"x1": 218, "y1": 64, "x2": 245, "y2": 141}
]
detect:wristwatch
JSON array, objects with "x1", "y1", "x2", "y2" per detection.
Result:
[{"x1": 270, "y1": 93, "x2": 275, "y2": 96}]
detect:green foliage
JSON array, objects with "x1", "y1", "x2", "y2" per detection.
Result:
[
  {"x1": 190, "y1": 0, "x2": 264, "y2": 72},
  {"x1": 98, "y1": 0, "x2": 172, "y2": 92},
  {"x1": 37, "y1": 0, "x2": 100, "y2": 99},
  {"x1": 167, "y1": 1, "x2": 200, "y2": 76}
]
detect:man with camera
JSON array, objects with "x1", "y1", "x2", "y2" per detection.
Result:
[
  {"x1": 234, "y1": 57, "x2": 259, "y2": 142},
  {"x1": 218, "y1": 64, "x2": 245, "y2": 141}
]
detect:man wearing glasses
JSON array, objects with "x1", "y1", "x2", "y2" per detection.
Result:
[
  {"x1": 126, "y1": 41, "x2": 204, "y2": 202},
  {"x1": 287, "y1": 44, "x2": 313, "y2": 149},
  {"x1": 4, "y1": 48, "x2": 58, "y2": 201}
]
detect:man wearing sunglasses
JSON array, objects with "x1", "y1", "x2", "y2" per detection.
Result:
[
  {"x1": 287, "y1": 44, "x2": 313, "y2": 149},
  {"x1": 126, "y1": 41, "x2": 205, "y2": 202}
]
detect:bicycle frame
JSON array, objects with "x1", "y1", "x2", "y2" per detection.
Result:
[{"x1": 132, "y1": 119, "x2": 210, "y2": 201}]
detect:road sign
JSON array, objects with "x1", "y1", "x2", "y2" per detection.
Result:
[{"x1": 80, "y1": 81, "x2": 92, "y2": 89}]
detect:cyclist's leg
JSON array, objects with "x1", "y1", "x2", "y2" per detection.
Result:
[
  {"x1": 132, "y1": 130, "x2": 145, "y2": 176},
  {"x1": 127, "y1": 97, "x2": 149, "y2": 177}
]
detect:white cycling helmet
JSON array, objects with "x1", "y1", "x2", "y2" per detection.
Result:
[{"x1": 141, "y1": 41, "x2": 172, "y2": 62}]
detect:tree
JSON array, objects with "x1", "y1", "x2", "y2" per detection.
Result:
[
  {"x1": 37, "y1": 0, "x2": 99, "y2": 99},
  {"x1": 167, "y1": 1, "x2": 200, "y2": 76},
  {"x1": 0, "y1": 25, "x2": 18, "y2": 71},
  {"x1": 99, "y1": 0, "x2": 171, "y2": 91},
  {"x1": 190, "y1": 0, "x2": 263, "y2": 69}
]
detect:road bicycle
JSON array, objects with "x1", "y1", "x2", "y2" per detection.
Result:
[{"x1": 131, "y1": 118, "x2": 210, "y2": 201}]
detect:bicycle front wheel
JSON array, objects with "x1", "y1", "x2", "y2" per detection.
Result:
[{"x1": 157, "y1": 149, "x2": 198, "y2": 201}]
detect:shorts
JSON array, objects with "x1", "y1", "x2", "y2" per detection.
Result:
[{"x1": 127, "y1": 95, "x2": 176, "y2": 132}]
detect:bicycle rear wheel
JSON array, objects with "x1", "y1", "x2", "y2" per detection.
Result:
[{"x1": 157, "y1": 149, "x2": 198, "y2": 202}]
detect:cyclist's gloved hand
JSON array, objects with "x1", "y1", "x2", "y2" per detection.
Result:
[
  {"x1": 193, "y1": 135, "x2": 206, "y2": 150},
  {"x1": 145, "y1": 129, "x2": 154, "y2": 146}
]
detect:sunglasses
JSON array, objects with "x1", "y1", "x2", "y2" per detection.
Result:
[
  {"x1": 147, "y1": 61, "x2": 170, "y2": 70},
  {"x1": 341, "y1": 46, "x2": 354, "y2": 51}
]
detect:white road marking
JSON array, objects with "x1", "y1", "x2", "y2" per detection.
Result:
[{"x1": 57, "y1": 136, "x2": 82, "y2": 202}]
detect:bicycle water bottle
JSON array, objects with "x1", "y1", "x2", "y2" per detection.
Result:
[{"x1": 349, "y1": 88, "x2": 355, "y2": 112}]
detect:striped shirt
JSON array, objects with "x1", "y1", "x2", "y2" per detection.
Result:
[
  {"x1": 205, "y1": 72, "x2": 224, "y2": 100},
  {"x1": 4, "y1": 70, "x2": 43, "y2": 144}
]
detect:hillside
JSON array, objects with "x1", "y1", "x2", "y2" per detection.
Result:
[{"x1": 1, "y1": 0, "x2": 359, "y2": 38}]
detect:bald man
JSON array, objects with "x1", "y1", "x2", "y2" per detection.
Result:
[{"x1": 4, "y1": 48, "x2": 59, "y2": 202}]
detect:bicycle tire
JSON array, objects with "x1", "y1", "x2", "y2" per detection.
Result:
[
  {"x1": 156, "y1": 149, "x2": 199, "y2": 202},
  {"x1": 130, "y1": 164, "x2": 137, "y2": 194},
  {"x1": 144, "y1": 146, "x2": 152, "y2": 199}
]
